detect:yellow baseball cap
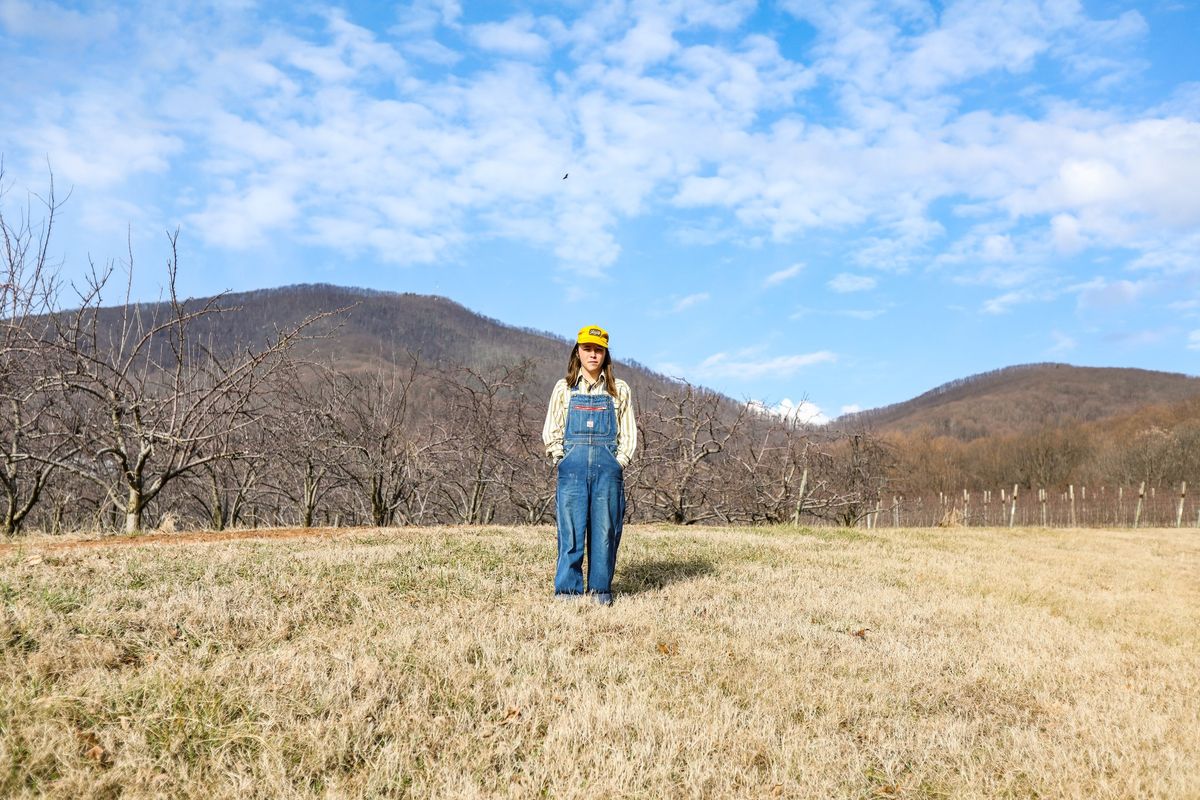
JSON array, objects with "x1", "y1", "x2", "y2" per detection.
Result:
[{"x1": 576, "y1": 325, "x2": 610, "y2": 348}]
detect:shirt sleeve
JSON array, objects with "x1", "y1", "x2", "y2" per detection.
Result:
[
  {"x1": 615, "y1": 380, "x2": 637, "y2": 468},
  {"x1": 541, "y1": 380, "x2": 569, "y2": 461}
]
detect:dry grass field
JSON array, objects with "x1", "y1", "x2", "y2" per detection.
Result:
[{"x1": 1, "y1": 523, "x2": 1197, "y2": 799}]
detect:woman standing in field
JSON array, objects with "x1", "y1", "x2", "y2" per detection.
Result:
[{"x1": 542, "y1": 325, "x2": 636, "y2": 605}]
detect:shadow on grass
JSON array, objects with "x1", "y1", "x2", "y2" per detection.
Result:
[{"x1": 614, "y1": 557, "x2": 716, "y2": 595}]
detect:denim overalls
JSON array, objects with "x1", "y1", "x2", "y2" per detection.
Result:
[{"x1": 555, "y1": 387, "x2": 625, "y2": 603}]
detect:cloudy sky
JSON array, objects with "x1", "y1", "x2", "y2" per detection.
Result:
[{"x1": 2, "y1": 0, "x2": 1198, "y2": 420}]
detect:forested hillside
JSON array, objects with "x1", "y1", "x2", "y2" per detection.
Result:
[
  {"x1": 837, "y1": 363, "x2": 1200, "y2": 439},
  {"x1": 94, "y1": 283, "x2": 680, "y2": 400}
]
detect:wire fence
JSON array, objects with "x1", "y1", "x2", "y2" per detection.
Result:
[{"x1": 862, "y1": 482, "x2": 1197, "y2": 529}]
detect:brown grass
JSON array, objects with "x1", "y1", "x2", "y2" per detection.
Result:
[{"x1": 1, "y1": 524, "x2": 1197, "y2": 799}]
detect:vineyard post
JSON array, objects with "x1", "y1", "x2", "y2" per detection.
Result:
[
  {"x1": 1009, "y1": 484, "x2": 1018, "y2": 528},
  {"x1": 1069, "y1": 484, "x2": 1076, "y2": 527},
  {"x1": 963, "y1": 488, "x2": 970, "y2": 526},
  {"x1": 1134, "y1": 481, "x2": 1145, "y2": 529},
  {"x1": 1177, "y1": 482, "x2": 1187, "y2": 528},
  {"x1": 1039, "y1": 488, "x2": 1047, "y2": 527},
  {"x1": 790, "y1": 466, "x2": 809, "y2": 526}
]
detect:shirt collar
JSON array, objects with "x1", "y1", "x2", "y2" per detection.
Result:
[{"x1": 574, "y1": 373, "x2": 606, "y2": 392}]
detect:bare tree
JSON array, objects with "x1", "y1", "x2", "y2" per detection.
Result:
[
  {"x1": 1008, "y1": 424, "x2": 1092, "y2": 490},
  {"x1": 431, "y1": 362, "x2": 531, "y2": 524},
  {"x1": 328, "y1": 356, "x2": 441, "y2": 527},
  {"x1": 634, "y1": 383, "x2": 749, "y2": 524},
  {"x1": 801, "y1": 428, "x2": 896, "y2": 527},
  {"x1": 726, "y1": 408, "x2": 818, "y2": 524},
  {"x1": 500, "y1": 375, "x2": 556, "y2": 524},
  {"x1": 181, "y1": 424, "x2": 269, "y2": 530},
  {"x1": 0, "y1": 164, "x2": 72, "y2": 535},
  {"x1": 37, "y1": 232, "x2": 329, "y2": 532},
  {"x1": 251, "y1": 363, "x2": 344, "y2": 528}
]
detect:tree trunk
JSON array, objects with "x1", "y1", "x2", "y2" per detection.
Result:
[
  {"x1": 371, "y1": 474, "x2": 388, "y2": 527},
  {"x1": 125, "y1": 486, "x2": 144, "y2": 533},
  {"x1": 210, "y1": 474, "x2": 226, "y2": 531},
  {"x1": 301, "y1": 467, "x2": 317, "y2": 528}
]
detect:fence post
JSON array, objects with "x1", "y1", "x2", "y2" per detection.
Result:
[
  {"x1": 1134, "y1": 481, "x2": 1146, "y2": 529},
  {"x1": 1039, "y1": 488, "x2": 1047, "y2": 527},
  {"x1": 1069, "y1": 484, "x2": 1076, "y2": 527},
  {"x1": 791, "y1": 467, "x2": 809, "y2": 525},
  {"x1": 1177, "y1": 482, "x2": 1187, "y2": 528},
  {"x1": 1009, "y1": 484, "x2": 1018, "y2": 528}
]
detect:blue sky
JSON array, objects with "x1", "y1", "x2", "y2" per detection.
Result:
[{"x1": 2, "y1": 0, "x2": 1198, "y2": 421}]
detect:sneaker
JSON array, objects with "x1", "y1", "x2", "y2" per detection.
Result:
[{"x1": 593, "y1": 592, "x2": 613, "y2": 606}]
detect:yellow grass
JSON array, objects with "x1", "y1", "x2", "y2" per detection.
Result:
[{"x1": 1, "y1": 524, "x2": 1197, "y2": 799}]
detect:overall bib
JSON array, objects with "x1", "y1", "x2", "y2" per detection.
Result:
[{"x1": 555, "y1": 389, "x2": 625, "y2": 601}]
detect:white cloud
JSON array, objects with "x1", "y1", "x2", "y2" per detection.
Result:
[
  {"x1": 840, "y1": 308, "x2": 886, "y2": 320},
  {"x1": 3, "y1": 0, "x2": 1195, "y2": 289},
  {"x1": 839, "y1": 403, "x2": 861, "y2": 414},
  {"x1": 789, "y1": 304, "x2": 888, "y2": 320},
  {"x1": 749, "y1": 397, "x2": 830, "y2": 424},
  {"x1": 189, "y1": 182, "x2": 300, "y2": 249},
  {"x1": 827, "y1": 273, "x2": 877, "y2": 293},
  {"x1": 0, "y1": 0, "x2": 118, "y2": 40},
  {"x1": 470, "y1": 14, "x2": 550, "y2": 58},
  {"x1": 982, "y1": 289, "x2": 1041, "y2": 315},
  {"x1": 763, "y1": 263, "x2": 803, "y2": 286},
  {"x1": 670, "y1": 292, "x2": 710, "y2": 312},
  {"x1": 1129, "y1": 229, "x2": 1200, "y2": 276},
  {"x1": 1050, "y1": 213, "x2": 1085, "y2": 254},
  {"x1": 1047, "y1": 329, "x2": 1077, "y2": 354},
  {"x1": 1074, "y1": 278, "x2": 1148, "y2": 310},
  {"x1": 27, "y1": 95, "x2": 182, "y2": 191},
  {"x1": 1188, "y1": 331, "x2": 1200, "y2": 351},
  {"x1": 1108, "y1": 328, "x2": 1166, "y2": 348},
  {"x1": 606, "y1": 14, "x2": 677, "y2": 70},
  {"x1": 697, "y1": 350, "x2": 836, "y2": 379},
  {"x1": 980, "y1": 234, "x2": 1015, "y2": 261}
]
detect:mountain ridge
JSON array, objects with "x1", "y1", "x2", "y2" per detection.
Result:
[
  {"x1": 85, "y1": 283, "x2": 1200, "y2": 435},
  {"x1": 104, "y1": 282, "x2": 685, "y2": 401},
  {"x1": 835, "y1": 362, "x2": 1200, "y2": 439}
]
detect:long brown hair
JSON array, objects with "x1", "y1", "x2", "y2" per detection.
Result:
[{"x1": 565, "y1": 344, "x2": 617, "y2": 398}]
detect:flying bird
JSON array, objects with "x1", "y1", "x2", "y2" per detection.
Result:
[{"x1": 562, "y1": 173, "x2": 568, "y2": 179}]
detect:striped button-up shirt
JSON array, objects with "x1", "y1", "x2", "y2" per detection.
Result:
[{"x1": 541, "y1": 376, "x2": 637, "y2": 467}]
